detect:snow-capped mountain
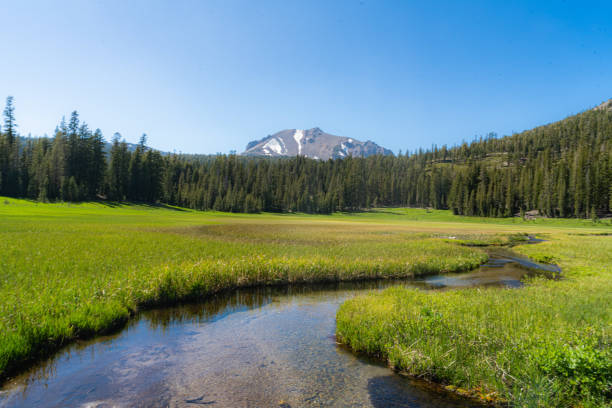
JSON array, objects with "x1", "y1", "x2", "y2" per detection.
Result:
[{"x1": 242, "y1": 128, "x2": 393, "y2": 160}]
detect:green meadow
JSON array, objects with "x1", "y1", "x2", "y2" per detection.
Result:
[
  {"x1": 337, "y1": 228, "x2": 611, "y2": 407},
  {"x1": 0, "y1": 197, "x2": 610, "y2": 407}
]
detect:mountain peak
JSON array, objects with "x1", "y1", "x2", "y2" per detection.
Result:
[{"x1": 242, "y1": 128, "x2": 393, "y2": 159}]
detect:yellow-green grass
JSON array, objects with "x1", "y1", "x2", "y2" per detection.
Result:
[
  {"x1": 337, "y1": 233, "x2": 611, "y2": 407},
  {"x1": 0, "y1": 196, "x2": 608, "y2": 401},
  {"x1": 0, "y1": 197, "x2": 493, "y2": 382}
]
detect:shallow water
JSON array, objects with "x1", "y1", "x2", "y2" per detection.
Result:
[
  {"x1": 414, "y1": 246, "x2": 560, "y2": 290},
  {"x1": 0, "y1": 248, "x2": 559, "y2": 408}
]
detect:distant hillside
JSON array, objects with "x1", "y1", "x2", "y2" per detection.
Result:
[
  {"x1": 594, "y1": 99, "x2": 612, "y2": 112},
  {"x1": 428, "y1": 98, "x2": 612, "y2": 217},
  {"x1": 242, "y1": 127, "x2": 393, "y2": 159}
]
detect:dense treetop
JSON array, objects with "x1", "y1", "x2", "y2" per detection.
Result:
[{"x1": 0, "y1": 96, "x2": 610, "y2": 218}]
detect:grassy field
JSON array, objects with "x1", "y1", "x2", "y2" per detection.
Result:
[
  {"x1": 0, "y1": 198, "x2": 491, "y2": 382},
  {"x1": 0, "y1": 197, "x2": 610, "y2": 407},
  {"x1": 337, "y1": 229, "x2": 611, "y2": 407}
]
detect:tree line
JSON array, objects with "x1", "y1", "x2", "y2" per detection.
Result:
[{"x1": 0, "y1": 96, "x2": 610, "y2": 218}]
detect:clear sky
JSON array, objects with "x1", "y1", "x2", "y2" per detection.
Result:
[{"x1": 1, "y1": 0, "x2": 611, "y2": 154}]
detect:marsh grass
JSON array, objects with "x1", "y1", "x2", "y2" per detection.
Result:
[
  {"x1": 2, "y1": 196, "x2": 609, "y2": 406},
  {"x1": 337, "y1": 234, "x2": 612, "y2": 407},
  {"x1": 0, "y1": 198, "x2": 489, "y2": 382}
]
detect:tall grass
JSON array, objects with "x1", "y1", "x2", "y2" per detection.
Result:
[
  {"x1": 337, "y1": 234, "x2": 612, "y2": 407},
  {"x1": 2, "y1": 196, "x2": 609, "y2": 406},
  {"x1": 0, "y1": 198, "x2": 488, "y2": 382}
]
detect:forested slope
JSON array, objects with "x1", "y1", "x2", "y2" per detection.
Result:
[{"x1": 1, "y1": 96, "x2": 610, "y2": 217}]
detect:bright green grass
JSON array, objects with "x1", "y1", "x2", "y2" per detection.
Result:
[
  {"x1": 337, "y1": 233, "x2": 612, "y2": 407},
  {"x1": 1, "y1": 196, "x2": 609, "y2": 407},
  {"x1": 0, "y1": 197, "x2": 493, "y2": 382},
  {"x1": 353, "y1": 207, "x2": 612, "y2": 229}
]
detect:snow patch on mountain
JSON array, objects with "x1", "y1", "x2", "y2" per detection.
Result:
[
  {"x1": 263, "y1": 138, "x2": 284, "y2": 155},
  {"x1": 293, "y1": 129, "x2": 304, "y2": 155},
  {"x1": 277, "y1": 136, "x2": 287, "y2": 153}
]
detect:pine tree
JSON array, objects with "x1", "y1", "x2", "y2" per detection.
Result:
[
  {"x1": 3, "y1": 96, "x2": 17, "y2": 144},
  {"x1": 1, "y1": 96, "x2": 20, "y2": 195},
  {"x1": 89, "y1": 129, "x2": 106, "y2": 197},
  {"x1": 108, "y1": 134, "x2": 130, "y2": 201}
]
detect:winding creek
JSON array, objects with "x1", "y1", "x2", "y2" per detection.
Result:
[{"x1": 0, "y1": 242, "x2": 560, "y2": 408}]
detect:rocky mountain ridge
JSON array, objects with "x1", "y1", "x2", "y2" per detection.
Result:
[{"x1": 242, "y1": 127, "x2": 393, "y2": 159}]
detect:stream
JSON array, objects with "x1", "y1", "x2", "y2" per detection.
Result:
[{"x1": 0, "y1": 243, "x2": 559, "y2": 408}]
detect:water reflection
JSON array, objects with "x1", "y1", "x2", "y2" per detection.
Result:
[{"x1": 0, "y1": 250, "x2": 559, "y2": 408}]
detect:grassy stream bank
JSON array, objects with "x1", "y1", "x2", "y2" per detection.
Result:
[
  {"x1": 1, "y1": 197, "x2": 609, "y2": 408},
  {"x1": 336, "y1": 234, "x2": 611, "y2": 407},
  {"x1": 0, "y1": 199, "x2": 487, "y2": 383}
]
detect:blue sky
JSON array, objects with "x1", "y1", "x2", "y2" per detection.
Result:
[{"x1": 1, "y1": 0, "x2": 611, "y2": 154}]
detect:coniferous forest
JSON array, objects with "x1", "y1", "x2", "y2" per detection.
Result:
[{"x1": 0, "y1": 96, "x2": 610, "y2": 218}]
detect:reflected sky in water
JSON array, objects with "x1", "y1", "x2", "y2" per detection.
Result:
[{"x1": 1, "y1": 249, "x2": 558, "y2": 407}]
